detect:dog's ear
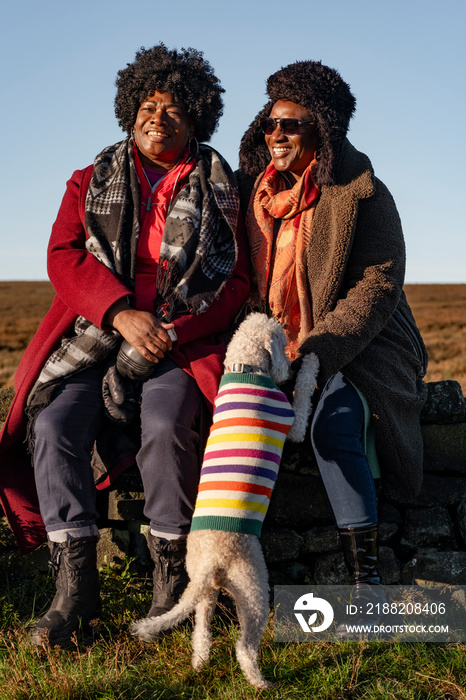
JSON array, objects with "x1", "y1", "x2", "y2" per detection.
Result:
[{"x1": 265, "y1": 323, "x2": 290, "y2": 385}]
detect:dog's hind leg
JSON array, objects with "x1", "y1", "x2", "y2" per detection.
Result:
[
  {"x1": 224, "y1": 556, "x2": 273, "y2": 689},
  {"x1": 191, "y1": 586, "x2": 219, "y2": 671}
]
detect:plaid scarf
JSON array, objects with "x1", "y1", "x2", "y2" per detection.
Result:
[
  {"x1": 27, "y1": 136, "x2": 239, "y2": 418},
  {"x1": 246, "y1": 161, "x2": 319, "y2": 360}
]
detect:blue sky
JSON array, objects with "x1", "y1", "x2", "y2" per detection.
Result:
[{"x1": 1, "y1": 0, "x2": 465, "y2": 282}]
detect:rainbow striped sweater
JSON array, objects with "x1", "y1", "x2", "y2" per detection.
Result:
[{"x1": 190, "y1": 372, "x2": 295, "y2": 536}]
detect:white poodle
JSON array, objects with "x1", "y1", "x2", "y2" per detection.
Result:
[{"x1": 130, "y1": 313, "x2": 319, "y2": 689}]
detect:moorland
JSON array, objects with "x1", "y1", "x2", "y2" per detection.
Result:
[{"x1": 1, "y1": 281, "x2": 465, "y2": 393}]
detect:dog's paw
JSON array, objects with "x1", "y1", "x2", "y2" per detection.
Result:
[
  {"x1": 254, "y1": 679, "x2": 274, "y2": 690},
  {"x1": 192, "y1": 652, "x2": 209, "y2": 671}
]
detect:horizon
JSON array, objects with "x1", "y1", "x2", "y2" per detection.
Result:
[{"x1": 2, "y1": 280, "x2": 466, "y2": 286}]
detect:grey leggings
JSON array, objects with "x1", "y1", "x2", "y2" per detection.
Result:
[{"x1": 33, "y1": 358, "x2": 204, "y2": 538}]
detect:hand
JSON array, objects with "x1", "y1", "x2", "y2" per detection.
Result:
[
  {"x1": 105, "y1": 300, "x2": 174, "y2": 363},
  {"x1": 290, "y1": 357, "x2": 303, "y2": 374},
  {"x1": 280, "y1": 357, "x2": 304, "y2": 401}
]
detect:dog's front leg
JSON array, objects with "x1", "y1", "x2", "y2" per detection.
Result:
[{"x1": 191, "y1": 587, "x2": 219, "y2": 671}]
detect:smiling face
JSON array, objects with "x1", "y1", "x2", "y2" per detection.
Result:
[
  {"x1": 265, "y1": 100, "x2": 320, "y2": 182},
  {"x1": 133, "y1": 90, "x2": 193, "y2": 170}
]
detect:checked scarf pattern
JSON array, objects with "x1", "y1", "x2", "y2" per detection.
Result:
[{"x1": 27, "y1": 136, "x2": 239, "y2": 414}]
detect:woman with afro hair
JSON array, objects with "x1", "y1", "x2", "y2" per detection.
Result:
[
  {"x1": 0, "y1": 43, "x2": 250, "y2": 646},
  {"x1": 237, "y1": 60, "x2": 427, "y2": 631}
]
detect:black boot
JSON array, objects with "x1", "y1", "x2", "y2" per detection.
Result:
[
  {"x1": 335, "y1": 525, "x2": 387, "y2": 638},
  {"x1": 30, "y1": 536, "x2": 102, "y2": 647},
  {"x1": 339, "y1": 525, "x2": 381, "y2": 586},
  {"x1": 147, "y1": 534, "x2": 188, "y2": 618}
]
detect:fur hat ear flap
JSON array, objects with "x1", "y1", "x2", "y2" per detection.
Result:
[
  {"x1": 238, "y1": 101, "x2": 273, "y2": 176},
  {"x1": 264, "y1": 319, "x2": 290, "y2": 386}
]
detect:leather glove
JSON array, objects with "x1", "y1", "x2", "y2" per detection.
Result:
[
  {"x1": 102, "y1": 364, "x2": 140, "y2": 424},
  {"x1": 102, "y1": 341, "x2": 159, "y2": 424}
]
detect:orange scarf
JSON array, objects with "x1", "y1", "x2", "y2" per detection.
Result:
[{"x1": 246, "y1": 161, "x2": 320, "y2": 360}]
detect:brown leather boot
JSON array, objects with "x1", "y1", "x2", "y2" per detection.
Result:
[
  {"x1": 30, "y1": 536, "x2": 101, "y2": 647},
  {"x1": 147, "y1": 534, "x2": 188, "y2": 618}
]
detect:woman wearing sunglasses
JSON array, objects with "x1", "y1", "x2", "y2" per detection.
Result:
[{"x1": 237, "y1": 60, "x2": 427, "y2": 628}]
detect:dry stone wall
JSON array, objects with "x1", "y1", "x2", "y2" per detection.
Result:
[
  {"x1": 1, "y1": 380, "x2": 466, "y2": 585},
  {"x1": 262, "y1": 380, "x2": 466, "y2": 587}
]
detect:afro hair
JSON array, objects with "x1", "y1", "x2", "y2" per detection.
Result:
[
  {"x1": 239, "y1": 60, "x2": 356, "y2": 185},
  {"x1": 114, "y1": 43, "x2": 224, "y2": 143}
]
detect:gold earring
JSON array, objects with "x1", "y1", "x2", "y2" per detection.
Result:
[{"x1": 189, "y1": 136, "x2": 199, "y2": 158}]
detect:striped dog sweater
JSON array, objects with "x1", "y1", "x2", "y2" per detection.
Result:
[{"x1": 190, "y1": 372, "x2": 295, "y2": 536}]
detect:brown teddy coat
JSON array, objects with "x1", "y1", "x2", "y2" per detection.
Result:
[{"x1": 237, "y1": 138, "x2": 428, "y2": 496}]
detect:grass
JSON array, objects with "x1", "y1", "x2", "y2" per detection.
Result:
[{"x1": 1, "y1": 563, "x2": 466, "y2": 699}]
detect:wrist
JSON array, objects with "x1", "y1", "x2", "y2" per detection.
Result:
[{"x1": 104, "y1": 296, "x2": 132, "y2": 329}]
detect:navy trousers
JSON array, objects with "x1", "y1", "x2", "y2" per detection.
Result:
[{"x1": 33, "y1": 358, "x2": 204, "y2": 538}]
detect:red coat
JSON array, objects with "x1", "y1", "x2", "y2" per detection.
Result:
[{"x1": 0, "y1": 165, "x2": 250, "y2": 553}]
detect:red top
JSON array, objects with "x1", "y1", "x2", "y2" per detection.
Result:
[{"x1": 133, "y1": 145, "x2": 195, "y2": 312}]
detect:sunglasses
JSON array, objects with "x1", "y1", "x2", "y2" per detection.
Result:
[{"x1": 259, "y1": 117, "x2": 314, "y2": 135}]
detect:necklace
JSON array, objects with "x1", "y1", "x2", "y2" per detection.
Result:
[
  {"x1": 141, "y1": 168, "x2": 167, "y2": 212},
  {"x1": 142, "y1": 153, "x2": 192, "y2": 212}
]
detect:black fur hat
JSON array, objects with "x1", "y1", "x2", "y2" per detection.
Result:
[{"x1": 239, "y1": 60, "x2": 356, "y2": 185}]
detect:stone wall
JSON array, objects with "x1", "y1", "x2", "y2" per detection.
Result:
[
  {"x1": 263, "y1": 380, "x2": 466, "y2": 587},
  {"x1": 1, "y1": 381, "x2": 466, "y2": 585}
]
